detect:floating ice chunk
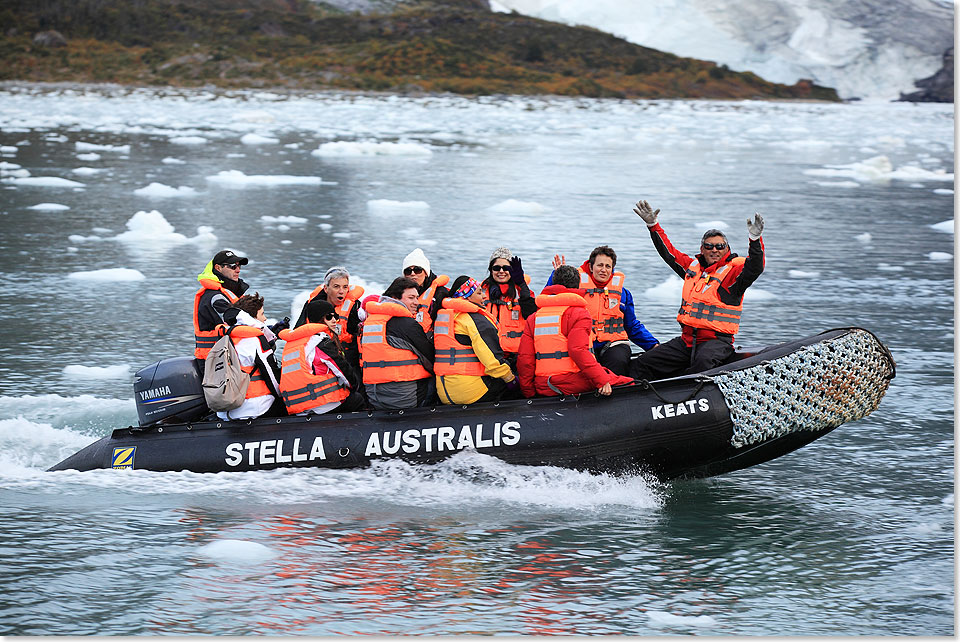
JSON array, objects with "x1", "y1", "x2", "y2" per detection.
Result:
[
  {"x1": 0, "y1": 145, "x2": 17, "y2": 154},
  {"x1": 743, "y1": 287, "x2": 775, "y2": 300},
  {"x1": 112, "y1": 210, "x2": 214, "y2": 247},
  {"x1": 92, "y1": 227, "x2": 113, "y2": 235},
  {"x1": 75, "y1": 142, "x2": 130, "y2": 153},
  {"x1": 284, "y1": 143, "x2": 301, "y2": 149},
  {"x1": 76, "y1": 152, "x2": 101, "y2": 162},
  {"x1": 319, "y1": 223, "x2": 332, "y2": 231},
  {"x1": 788, "y1": 269, "x2": 820, "y2": 278},
  {"x1": 367, "y1": 199, "x2": 431, "y2": 214},
  {"x1": 133, "y1": 182, "x2": 198, "y2": 198},
  {"x1": 206, "y1": 170, "x2": 323, "y2": 187},
  {"x1": 814, "y1": 181, "x2": 860, "y2": 188},
  {"x1": 4, "y1": 176, "x2": 85, "y2": 187},
  {"x1": 240, "y1": 133, "x2": 279, "y2": 145},
  {"x1": 68, "y1": 234, "x2": 102, "y2": 243},
  {"x1": 232, "y1": 110, "x2": 275, "y2": 124},
  {"x1": 930, "y1": 220, "x2": 954, "y2": 234},
  {"x1": 644, "y1": 275, "x2": 683, "y2": 302},
  {"x1": 928, "y1": 252, "x2": 952, "y2": 261},
  {"x1": 259, "y1": 215, "x2": 307, "y2": 224},
  {"x1": 62, "y1": 364, "x2": 130, "y2": 379},
  {"x1": 312, "y1": 141, "x2": 432, "y2": 157},
  {"x1": 415, "y1": 239, "x2": 438, "y2": 246},
  {"x1": 856, "y1": 232, "x2": 872, "y2": 243},
  {"x1": 72, "y1": 167, "x2": 103, "y2": 176},
  {"x1": 694, "y1": 220, "x2": 729, "y2": 231},
  {"x1": 67, "y1": 247, "x2": 78, "y2": 252},
  {"x1": 27, "y1": 203, "x2": 70, "y2": 211},
  {"x1": 647, "y1": 611, "x2": 717, "y2": 628},
  {"x1": 198, "y1": 540, "x2": 276, "y2": 562},
  {"x1": 333, "y1": 232, "x2": 352, "y2": 238},
  {"x1": 487, "y1": 199, "x2": 550, "y2": 213},
  {"x1": 804, "y1": 155, "x2": 954, "y2": 184},
  {"x1": 2, "y1": 167, "x2": 30, "y2": 178},
  {"x1": 876, "y1": 263, "x2": 904, "y2": 272},
  {"x1": 67, "y1": 268, "x2": 146, "y2": 281},
  {"x1": 170, "y1": 136, "x2": 208, "y2": 145},
  {"x1": 0, "y1": 161, "x2": 21, "y2": 170},
  {"x1": 933, "y1": 188, "x2": 954, "y2": 195},
  {"x1": 161, "y1": 157, "x2": 186, "y2": 165}
]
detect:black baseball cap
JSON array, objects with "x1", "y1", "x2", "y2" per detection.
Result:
[{"x1": 212, "y1": 250, "x2": 248, "y2": 266}]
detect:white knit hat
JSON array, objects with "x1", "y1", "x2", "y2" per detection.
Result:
[{"x1": 402, "y1": 248, "x2": 430, "y2": 274}]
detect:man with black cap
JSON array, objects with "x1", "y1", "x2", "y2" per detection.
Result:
[{"x1": 192, "y1": 249, "x2": 250, "y2": 364}]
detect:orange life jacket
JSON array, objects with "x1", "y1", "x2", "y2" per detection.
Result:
[
  {"x1": 360, "y1": 300, "x2": 432, "y2": 384},
  {"x1": 577, "y1": 268, "x2": 628, "y2": 343},
  {"x1": 414, "y1": 274, "x2": 450, "y2": 333},
  {"x1": 531, "y1": 292, "x2": 589, "y2": 377},
  {"x1": 193, "y1": 278, "x2": 239, "y2": 359},
  {"x1": 677, "y1": 257, "x2": 746, "y2": 336},
  {"x1": 229, "y1": 325, "x2": 272, "y2": 399},
  {"x1": 305, "y1": 284, "x2": 365, "y2": 344},
  {"x1": 481, "y1": 276, "x2": 531, "y2": 354},
  {"x1": 434, "y1": 298, "x2": 498, "y2": 377},
  {"x1": 277, "y1": 324, "x2": 350, "y2": 414}
]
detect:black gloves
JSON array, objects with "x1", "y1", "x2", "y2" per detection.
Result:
[
  {"x1": 269, "y1": 316, "x2": 291, "y2": 335},
  {"x1": 509, "y1": 256, "x2": 525, "y2": 286}
]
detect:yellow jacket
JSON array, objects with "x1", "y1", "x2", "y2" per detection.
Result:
[{"x1": 435, "y1": 305, "x2": 514, "y2": 405}]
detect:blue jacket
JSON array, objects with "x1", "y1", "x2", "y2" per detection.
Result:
[{"x1": 545, "y1": 270, "x2": 658, "y2": 352}]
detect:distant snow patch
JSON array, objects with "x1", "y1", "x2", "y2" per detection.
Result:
[
  {"x1": 62, "y1": 364, "x2": 130, "y2": 379},
  {"x1": 788, "y1": 269, "x2": 820, "y2": 278},
  {"x1": 647, "y1": 611, "x2": 718, "y2": 628},
  {"x1": 855, "y1": 232, "x2": 872, "y2": 243},
  {"x1": 198, "y1": 540, "x2": 276, "y2": 562},
  {"x1": 487, "y1": 199, "x2": 550, "y2": 213},
  {"x1": 67, "y1": 268, "x2": 145, "y2": 282},
  {"x1": 134, "y1": 182, "x2": 198, "y2": 198},
  {"x1": 27, "y1": 203, "x2": 70, "y2": 211},
  {"x1": 205, "y1": 170, "x2": 323, "y2": 187},
  {"x1": 161, "y1": 157, "x2": 186, "y2": 165},
  {"x1": 927, "y1": 252, "x2": 952, "y2": 261},
  {"x1": 311, "y1": 141, "x2": 432, "y2": 157},
  {"x1": 3, "y1": 176, "x2": 85, "y2": 187},
  {"x1": 75, "y1": 142, "x2": 130, "y2": 153},
  {"x1": 169, "y1": 136, "x2": 208, "y2": 145},
  {"x1": 76, "y1": 153, "x2": 101, "y2": 162},
  {"x1": 930, "y1": 220, "x2": 954, "y2": 234},
  {"x1": 240, "y1": 133, "x2": 279, "y2": 145},
  {"x1": 260, "y1": 215, "x2": 308, "y2": 225},
  {"x1": 367, "y1": 199, "x2": 431, "y2": 214}
]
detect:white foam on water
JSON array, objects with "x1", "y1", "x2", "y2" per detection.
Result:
[
  {"x1": 133, "y1": 182, "x2": 198, "y2": 198},
  {"x1": 647, "y1": 611, "x2": 718, "y2": 628},
  {"x1": 27, "y1": 202, "x2": 70, "y2": 211},
  {"x1": 788, "y1": 269, "x2": 820, "y2": 278},
  {"x1": 197, "y1": 540, "x2": 277, "y2": 562},
  {"x1": 62, "y1": 364, "x2": 130, "y2": 379},
  {"x1": 240, "y1": 133, "x2": 279, "y2": 145},
  {"x1": 205, "y1": 170, "x2": 323, "y2": 187},
  {"x1": 67, "y1": 268, "x2": 145, "y2": 282},
  {"x1": 161, "y1": 157, "x2": 186, "y2": 164},
  {"x1": 486, "y1": 199, "x2": 550, "y2": 213},
  {"x1": 72, "y1": 167, "x2": 103, "y2": 176},
  {"x1": 75, "y1": 141, "x2": 130, "y2": 153},
  {"x1": 930, "y1": 220, "x2": 954, "y2": 233},
  {"x1": 0, "y1": 417, "x2": 99, "y2": 477},
  {"x1": 367, "y1": 199, "x2": 431, "y2": 214},
  {"x1": 259, "y1": 215, "x2": 308, "y2": 225},
  {"x1": 76, "y1": 152, "x2": 101, "y2": 161},
  {"x1": 169, "y1": 136, "x2": 208, "y2": 145},
  {"x1": 927, "y1": 252, "x2": 952, "y2": 261},
  {"x1": 311, "y1": 141, "x2": 433, "y2": 157},
  {"x1": 3, "y1": 176, "x2": 85, "y2": 187}
]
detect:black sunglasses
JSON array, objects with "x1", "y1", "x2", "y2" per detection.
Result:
[
  {"x1": 221, "y1": 263, "x2": 241, "y2": 270},
  {"x1": 324, "y1": 312, "x2": 340, "y2": 321},
  {"x1": 701, "y1": 242, "x2": 727, "y2": 251},
  {"x1": 403, "y1": 266, "x2": 425, "y2": 275},
  {"x1": 491, "y1": 265, "x2": 511, "y2": 272}
]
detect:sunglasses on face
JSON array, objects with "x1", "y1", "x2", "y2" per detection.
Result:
[
  {"x1": 324, "y1": 312, "x2": 340, "y2": 322},
  {"x1": 403, "y1": 266, "x2": 425, "y2": 275},
  {"x1": 701, "y1": 242, "x2": 727, "y2": 251},
  {"x1": 491, "y1": 265, "x2": 511, "y2": 272},
  {"x1": 221, "y1": 263, "x2": 241, "y2": 270}
]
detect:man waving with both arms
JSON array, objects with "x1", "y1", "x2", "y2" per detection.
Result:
[{"x1": 631, "y1": 199, "x2": 766, "y2": 380}]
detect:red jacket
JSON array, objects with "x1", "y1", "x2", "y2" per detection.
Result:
[{"x1": 517, "y1": 285, "x2": 634, "y2": 397}]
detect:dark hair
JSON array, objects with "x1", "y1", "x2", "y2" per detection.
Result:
[
  {"x1": 234, "y1": 292, "x2": 264, "y2": 316},
  {"x1": 700, "y1": 229, "x2": 729, "y2": 244},
  {"x1": 436, "y1": 275, "x2": 471, "y2": 309},
  {"x1": 553, "y1": 264, "x2": 581, "y2": 289},
  {"x1": 589, "y1": 245, "x2": 617, "y2": 268},
  {"x1": 383, "y1": 276, "x2": 419, "y2": 300}
]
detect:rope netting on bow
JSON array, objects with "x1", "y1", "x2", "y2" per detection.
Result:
[{"x1": 714, "y1": 329, "x2": 895, "y2": 449}]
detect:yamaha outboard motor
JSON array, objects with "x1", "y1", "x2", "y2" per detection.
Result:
[{"x1": 134, "y1": 357, "x2": 208, "y2": 426}]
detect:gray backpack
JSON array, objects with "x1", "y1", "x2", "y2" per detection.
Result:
[{"x1": 202, "y1": 327, "x2": 250, "y2": 412}]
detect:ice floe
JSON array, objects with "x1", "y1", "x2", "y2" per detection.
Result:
[
  {"x1": 311, "y1": 141, "x2": 433, "y2": 157},
  {"x1": 0, "y1": 145, "x2": 17, "y2": 154},
  {"x1": 788, "y1": 269, "x2": 820, "y2": 278},
  {"x1": 75, "y1": 142, "x2": 130, "y2": 153},
  {"x1": 161, "y1": 157, "x2": 186, "y2": 164},
  {"x1": 259, "y1": 215, "x2": 308, "y2": 225},
  {"x1": 240, "y1": 133, "x2": 279, "y2": 145},
  {"x1": 67, "y1": 268, "x2": 146, "y2": 282},
  {"x1": 487, "y1": 199, "x2": 550, "y2": 213},
  {"x1": 133, "y1": 182, "x2": 198, "y2": 198},
  {"x1": 694, "y1": 220, "x2": 729, "y2": 231},
  {"x1": 647, "y1": 611, "x2": 718, "y2": 628},
  {"x1": 930, "y1": 220, "x2": 954, "y2": 233},
  {"x1": 4, "y1": 176, "x2": 85, "y2": 187},
  {"x1": 927, "y1": 252, "x2": 952, "y2": 261},
  {"x1": 933, "y1": 188, "x2": 954, "y2": 195},
  {"x1": 198, "y1": 540, "x2": 276, "y2": 562},
  {"x1": 62, "y1": 364, "x2": 130, "y2": 379},
  {"x1": 367, "y1": 199, "x2": 431, "y2": 214},
  {"x1": 803, "y1": 155, "x2": 954, "y2": 184},
  {"x1": 27, "y1": 203, "x2": 70, "y2": 211},
  {"x1": 205, "y1": 169, "x2": 323, "y2": 187},
  {"x1": 112, "y1": 210, "x2": 216, "y2": 247},
  {"x1": 76, "y1": 152, "x2": 101, "y2": 162},
  {"x1": 856, "y1": 232, "x2": 872, "y2": 243},
  {"x1": 72, "y1": 167, "x2": 103, "y2": 176},
  {"x1": 169, "y1": 136, "x2": 208, "y2": 145}
]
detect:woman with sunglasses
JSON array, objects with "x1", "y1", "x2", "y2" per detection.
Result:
[
  {"x1": 278, "y1": 299, "x2": 366, "y2": 415},
  {"x1": 400, "y1": 248, "x2": 450, "y2": 334},
  {"x1": 632, "y1": 200, "x2": 766, "y2": 379},
  {"x1": 480, "y1": 247, "x2": 537, "y2": 369}
]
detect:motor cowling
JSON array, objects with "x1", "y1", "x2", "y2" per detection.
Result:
[{"x1": 134, "y1": 357, "x2": 208, "y2": 426}]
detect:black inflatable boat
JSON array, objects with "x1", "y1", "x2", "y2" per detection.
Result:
[{"x1": 49, "y1": 327, "x2": 895, "y2": 480}]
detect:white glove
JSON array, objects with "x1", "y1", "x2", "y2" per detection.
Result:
[
  {"x1": 747, "y1": 212, "x2": 764, "y2": 240},
  {"x1": 633, "y1": 200, "x2": 660, "y2": 226}
]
